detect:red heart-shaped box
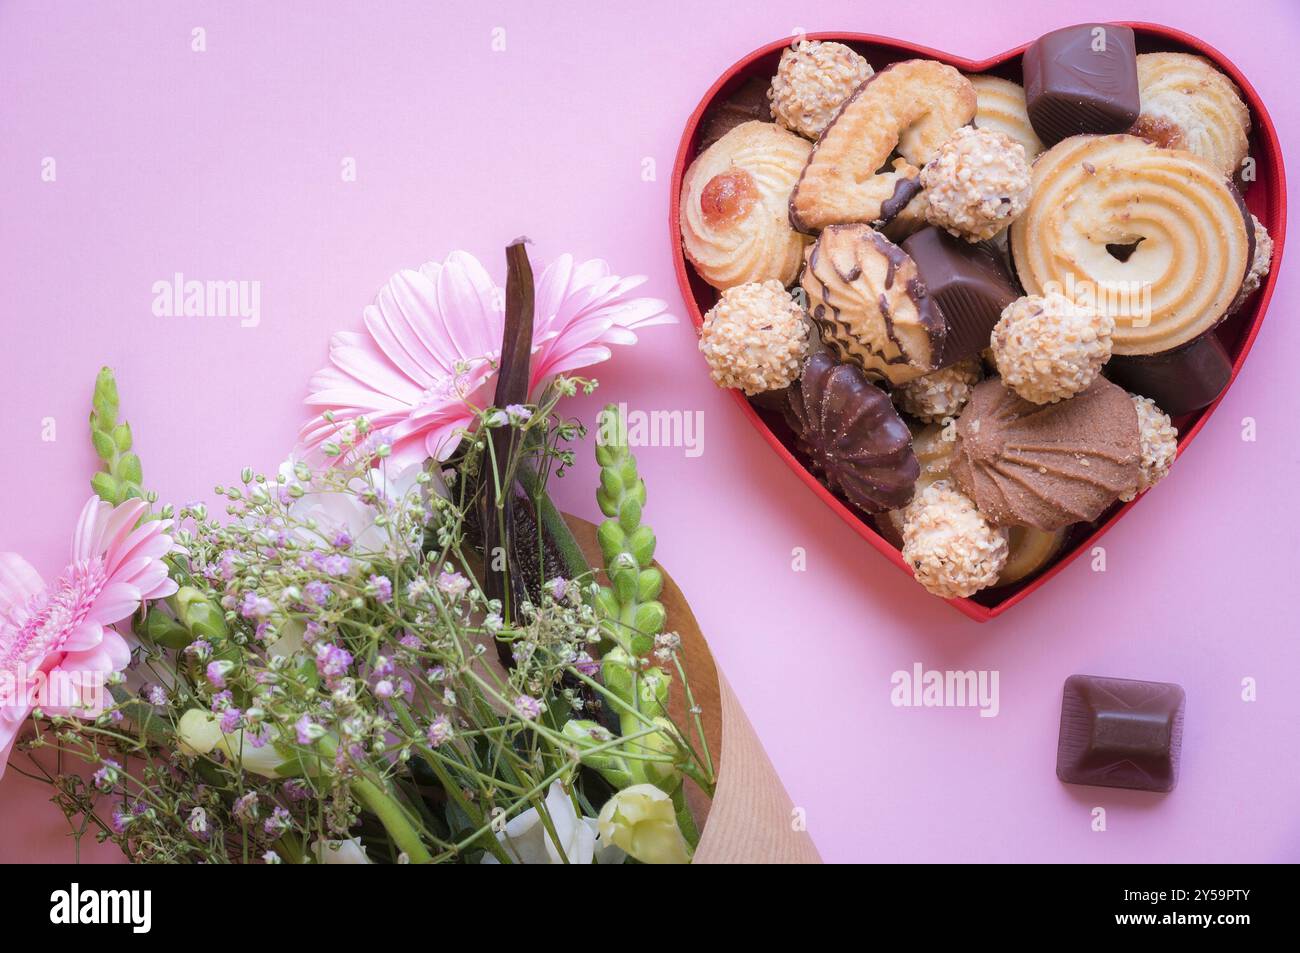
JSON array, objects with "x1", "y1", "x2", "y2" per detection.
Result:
[{"x1": 670, "y1": 22, "x2": 1286, "y2": 622}]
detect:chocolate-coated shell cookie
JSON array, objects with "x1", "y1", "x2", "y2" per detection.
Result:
[{"x1": 950, "y1": 376, "x2": 1140, "y2": 530}]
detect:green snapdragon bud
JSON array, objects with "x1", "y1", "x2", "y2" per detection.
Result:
[
  {"x1": 632, "y1": 601, "x2": 667, "y2": 639},
  {"x1": 90, "y1": 471, "x2": 123, "y2": 505},
  {"x1": 632, "y1": 665, "x2": 671, "y2": 721},
  {"x1": 173, "y1": 586, "x2": 229, "y2": 642},
  {"x1": 601, "y1": 648, "x2": 635, "y2": 705},
  {"x1": 636, "y1": 569, "x2": 662, "y2": 602},
  {"x1": 602, "y1": 649, "x2": 671, "y2": 722},
  {"x1": 88, "y1": 367, "x2": 145, "y2": 503},
  {"x1": 626, "y1": 525, "x2": 656, "y2": 568},
  {"x1": 561, "y1": 720, "x2": 634, "y2": 789},
  {"x1": 627, "y1": 716, "x2": 682, "y2": 791},
  {"x1": 596, "y1": 520, "x2": 625, "y2": 563},
  {"x1": 141, "y1": 605, "x2": 191, "y2": 649},
  {"x1": 92, "y1": 366, "x2": 120, "y2": 426}
]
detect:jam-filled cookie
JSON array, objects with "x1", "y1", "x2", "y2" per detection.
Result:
[
  {"x1": 680, "y1": 121, "x2": 812, "y2": 290},
  {"x1": 1132, "y1": 52, "x2": 1251, "y2": 180}
]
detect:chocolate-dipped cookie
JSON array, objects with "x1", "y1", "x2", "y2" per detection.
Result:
[
  {"x1": 786, "y1": 352, "x2": 919, "y2": 514},
  {"x1": 801, "y1": 224, "x2": 945, "y2": 385}
]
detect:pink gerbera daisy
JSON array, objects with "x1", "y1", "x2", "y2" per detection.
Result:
[
  {"x1": 300, "y1": 251, "x2": 675, "y2": 466},
  {"x1": 0, "y1": 497, "x2": 177, "y2": 777}
]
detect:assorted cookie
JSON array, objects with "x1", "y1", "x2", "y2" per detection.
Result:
[
  {"x1": 1133, "y1": 52, "x2": 1250, "y2": 180},
  {"x1": 1009, "y1": 133, "x2": 1252, "y2": 358},
  {"x1": 680, "y1": 121, "x2": 811, "y2": 290},
  {"x1": 784, "y1": 352, "x2": 918, "y2": 515},
  {"x1": 801, "y1": 224, "x2": 944, "y2": 384},
  {"x1": 681, "y1": 25, "x2": 1276, "y2": 602},
  {"x1": 949, "y1": 376, "x2": 1141, "y2": 531},
  {"x1": 789, "y1": 59, "x2": 975, "y2": 232},
  {"x1": 968, "y1": 74, "x2": 1044, "y2": 162}
]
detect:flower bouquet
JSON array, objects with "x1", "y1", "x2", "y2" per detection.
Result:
[{"x1": 0, "y1": 240, "x2": 816, "y2": 864}]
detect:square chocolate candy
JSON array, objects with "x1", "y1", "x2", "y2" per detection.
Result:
[
  {"x1": 1056, "y1": 675, "x2": 1185, "y2": 793},
  {"x1": 1022, "y1": 24, "x2": 1140, "y2": 147},
  {"x1": 901, "y1": 226, "x2": 1019, "y2": 368}
]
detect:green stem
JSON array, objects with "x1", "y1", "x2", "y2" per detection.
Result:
[
  {"x1": 349, "y1": 775, "x2": 433, "y2": 865},
  {"x1": 390, "y1": 700, "x2": 512, "y2": 863},
  {"x1": 517, "y1": 455, "x2": 592, "y2": 581},
  {"x1": 671, "y1": 783, "x2": 701, "y2": 850}
]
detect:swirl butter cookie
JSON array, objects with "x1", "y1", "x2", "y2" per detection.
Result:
[
  {"x1": 968, "y1": 74, "x2": 1044, "y2": 162},
  {"x1": 800, "y1": 224, "x2": 944, "y2": 385},
  {"x1": 1132, "y1": 53, "x2": 1250, "y2": 180},
  {"x1": 1009, "y1": 134, "x2": 1250, "y2": 356},
  {"x1": 789, "y1": 60, "x2": 976, "y2": 233},
  {"x1": 680, "y1": 121, "x2": 812, "y2": 290}
]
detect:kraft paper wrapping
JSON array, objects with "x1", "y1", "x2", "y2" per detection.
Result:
[{"x1": 568, "y1": 517, "x2": 820, "y2": 864}]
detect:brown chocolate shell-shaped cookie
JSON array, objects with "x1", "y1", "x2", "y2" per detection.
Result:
[
  {"x1": 950, "y1": 376, "x2": 1140, "y2": 530},
  {"x1": 786, "y1": 352, "x2": 919, "y2": 514}
]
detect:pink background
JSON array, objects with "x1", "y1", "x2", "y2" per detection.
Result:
[{"x1": 2, "y1": 0, "x2": 1297, "y2": 863}]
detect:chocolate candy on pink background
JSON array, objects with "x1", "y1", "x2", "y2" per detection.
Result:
[{"x1": 1057, "y1": 675, "x2": 1186, "y2": 793}]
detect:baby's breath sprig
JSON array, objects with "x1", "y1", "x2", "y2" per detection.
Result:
[{"x1": 29, "y1": 363, "x2": 709, "y2": 864}]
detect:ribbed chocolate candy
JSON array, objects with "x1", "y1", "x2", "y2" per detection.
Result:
[
  {"x1": 902, "y1": 227, "x2": 1020, "y2": 368},
  {"x1": 786, "y1": 352, "x2": 919, "y2": 514},
  {"x1": 1056, "y1": 675, "x2": 1185, "y2": 793},
  {"x1": 1105, "y1": 333, "x2": 1234, "y2": 417}
]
